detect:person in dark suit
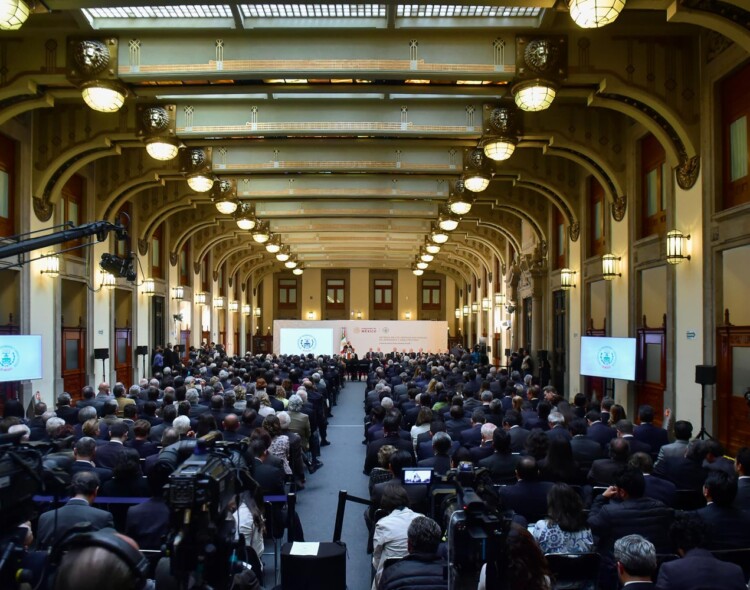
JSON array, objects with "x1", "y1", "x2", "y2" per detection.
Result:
[
  {"x1": 613, "y1": 534, "x2": 657, "y2": 589},
  {"x1": 445, "y1": 405, "x2": 472, "y2": 440},
  {"x1": 586, "y1": 410, "x2": 617, "y2": 448},
  {"x1": 498, "y1": 456, "x2": 553, "y2": 523},
  {"x1": 469, "y1": 423, "x2": 496, "y2": 464},
  {"x1": 569, "y1": 418, "x2": 604, "y2": 470},
  {"x1": 417, "y1": 431, "x2": 453, "y2": 475},
  {"x1": 694, "y1": 469, "x2": 750, "y2": 550},
  {"x1": 655, "y1": 512, "x2": 747, "y2": 590},
  {"x1": 100, "y1": 448, "x2": 150, "y2": 498},
  {"x1": 364, "y1": 415, "x2": 415, "y2": 475},
  {"x1": 125, "y1": 469, "x2": 170, "y2": 550},
  {"x1": 70, "y1": 437, "x2": 113, "y2": 484},
  {"x1": 588, "y1": 437, "x2": 630, "y2": 486},
  {"x1": 94, "y1": 421, "x2": 129, "y2": 470},
  {"x1": 545, "y1": 410, "x2": 572, "y2": 443},
  {"x1": 75, "y1": 386, "x2": 101, "y2": 416},
  {"x1": 629, "y1": 452, "x2": 676, "y2": 507},
  {"x1": 588, "y1": 467, "x2": 674, "y2": 557},
  {"x1": 612, "y1": 420, "x2": 652, "y2": 456},
  {"x1": 653, "y1": 440, "x2": 708, "y2": 492},
  {"x1": 478, "y1": 428, "x2": 519, "y2": 484},
  {"x1": 36, "y1": 471, "x2": 114, "y2": 549},
  {"x1": 458, "y1": 410, "x2": 485, "y2": 449},
  {"x1": 633, "y1": 405, "x2": 669, "y2": 458},
  {"x1": 55, "y1": 392, "x2": 79, "y2": 426},
  {"x1": 733, "y1": 446, "x2": 750, "y2": 509},
  {"x1": 502, "y1": 410, "x2": 529, "y2": 453},
  {"x1": 655, "y1": 420, "x2": 692, "y2": 466},
  {"x1": 149, "y1": 404, "x2": 176, "y2": 443},
  {"x1": 126, "y1": 419, "x2": 159, "y2": 458}
]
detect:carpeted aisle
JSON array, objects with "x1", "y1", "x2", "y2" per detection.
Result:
[{"x1": 292, "y1": 379, "x2": 371, "y2": 590}]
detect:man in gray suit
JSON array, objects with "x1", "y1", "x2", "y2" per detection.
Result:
[
  {"x1": 655, "y1": 420, "x2": 692, "y2": 467},
  {"x1": 37, "y1": 471, "x2": 114, "y2": 549}
]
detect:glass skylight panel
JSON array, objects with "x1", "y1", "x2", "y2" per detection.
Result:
[
  {"x1": 241, "y1": 4, "x2": 386, "y2": 18},
  {"x1": 84, "y1": 5, "x2": 233, "y2": 19},
  {"x1": 396, "y1": 5, "x2": 541, "y2": 18}
]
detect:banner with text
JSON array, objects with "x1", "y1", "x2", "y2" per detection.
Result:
[{"x1": 273, "y1": 320, "x2": 448, "y2": 357}]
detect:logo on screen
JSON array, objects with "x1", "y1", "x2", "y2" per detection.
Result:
[
  {"x1": 298, "y1": 335, "x2": 317, "y2": 351},
  {"x1": 381, "y1": 327, "x2": 390, "y2": 334},
  {"x1": 0, "y1": 346, "x2": 19, "y2": 372},
  {"x1": 598, "y1": 346, "x2": 616, "y2": 370}
]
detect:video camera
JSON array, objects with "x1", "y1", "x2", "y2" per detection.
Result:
[{"x1": 438, "y1": 462, "x2": 512, "y2": 590}]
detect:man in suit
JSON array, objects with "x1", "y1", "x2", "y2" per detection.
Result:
[
  {"x1": 125, "y1": 469, "x2": 170, "y2": 550},
  {"x1": 469, "y1": 422, "x2": 496, "y2": 464},
  {"x1": 586, "y1": 410, "x2": 616, "y2": 448},
  {"x1": 502, "y1": 410, "x2": 529, "y2": 453},
  {"x1": 613, "y1": 420, "x2": 652, "y2": 456},
  {"x1": 364, "y1": 415, "x2": 415, "y2": 475},
  {"x1": 613, "y1": 535, "x2": 657, "y2": 589},
  {"x1": 417, "y1": 431, "x2": 453, "y2": 475},
  {"x1": 95, "y1": 421, "x2": 129, "y2": 470},
  {"x1": 654, "y1": 440, "x2": 708, "y2": 492},
  {"x1": 694, "y1": 469, "x2": 750, "y2": 550},
  {"x1": 70, "y1": 437, "x2": 113, "y2": 484},
  {"x1": 629, "y1": 452, "x2": 676, "y2": 507},
  {"x1": 634, "y1": 405, "x2": 669, "y2": 458},
  {"x1": 479, "y1": 427, "x2": 519, "y2": 484},
  {"x1": 445, "y1": 405, "x2": 472, "y2": 440},
  {"x1": 588, "y1": 437, "x2": 630, "y2": 486},
  {"x1": 655, "y1": 420, "x2": 692, "y2": 466},
  {"x1": 655, "y1": 512, "x2": 747, "y2": 590},
  {"x1": 588, "y1": 467, "x2": 674, "y2": 557},
  {"x1": 498, "y1": 456, "x2": 553, "y2": 522},
  {"x1": 546, "y1": 410, "x2": 572, "y2": 443},
  {"x1": 733, "y1": 446, "x2": 750, "y2": 509},
  {"x1": 75, "y1": 386, "x2": 102, "y2": 416},
  {"x1": 55, "y1": 392, "x2": 79, "y2": 426},
  {"x1": 36, "y1": 471, "x2": 114, "y2": 549},
  {"x1": 458, "y1": 410, "x2": 485, "y2": 449},
  {"x1": 569, "y1": 418, "x2": 604, "y2": 469}
]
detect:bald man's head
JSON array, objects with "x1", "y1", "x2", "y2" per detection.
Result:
[{"x1": 223, "y1": 413, "x2": 239, "y2": 432}]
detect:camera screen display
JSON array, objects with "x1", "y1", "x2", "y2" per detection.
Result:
[{"x1": 402, "y1": 467, "x2": 433, "y2": 485}]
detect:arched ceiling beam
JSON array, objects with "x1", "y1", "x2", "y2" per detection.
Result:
[
  {"x1": 473, "y1": 202, "x2": 545, "y2": 245},
  {"x1": 139, "y1": 196, "x2": 213, "y2": 245},
  {"x1": 666, "y1": 1, "x2": 750, "y2": 54},
  {"x1": 432, "y1": 259, "x2": 471, "y2": 286},
  {"x1": 195, "y1": 231, "x2": 250, "y2": 267},
  {"x1": 462, "y1": 233, "x2": 505, "y2": 269},
  {"x1": 101, "y1": 173, "x2": 166, "y2": 221},
  {"x1": 171, "y1": 219, "x2": 222, "y2": 257},
  {"x1": 217, "y1": 244, "x2": 264, "y2": 274},
  {"x1": 492, "y1": 174, "x2": 578, "y2": 231},
  {"x1": 448, "y1": 244, "x2": 491, "y2": 277},
  {"x1": 230, "y1": 254, "x2": 264, "y2": 283},
  {"x1": 462, "y1": 218, "x2": 522, "y2": 254}
]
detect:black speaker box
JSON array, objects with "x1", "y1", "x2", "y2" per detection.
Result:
[
  {"x1": 281, "y1": 542, "x2": 346, "y2": 590},
  {"x1": 135, "y1": 345, "x2": 148, "y2": 356},
  {"x1": 504, "y1": 348, "x2": 511, "y2": 357},
  {"x1": 93, "y1": 348, "x2": 109, "y2": 360},
  {"x1": 695, "y1": 365, "x2": 716, "y2": 386},
  {"x1": 538, "y1": 350, "x2": 549, "y2": 362}
]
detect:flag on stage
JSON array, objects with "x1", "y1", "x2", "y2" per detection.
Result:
[{"x1": 340, "y1": 327, "x2": 347, "y2": 355}]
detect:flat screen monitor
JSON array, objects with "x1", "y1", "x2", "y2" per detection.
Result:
[
  {"x1": 279, "y1": 328, "x2": 334, "y2": 356},
  {"x1": 0, "y1": 335, "x2": 43, "y2": 382},
  {"x1": 580, "y1": 336, "x2": 636, "y2": 381},
  {"x1": 402, "y1": 467, "x2": 433, "y2": 486}
]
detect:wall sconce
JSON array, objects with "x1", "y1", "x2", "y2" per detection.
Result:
[
  {"x1": 142, "y1": 278, "x2": 155, "y2": 296},
  {"x1": 356, "y1": 310, "x2": 362, "y2": 320},
  {"x1": 307, "y1": 311, "x2": 315, "y2": 320},
  {"x1": 602, "y1": 254, "x2": 621, "y2": 280},
  {"x1": 666, "y1": 229, "x2": 691, "y2": 264},
  {"x1": 101, "y1": 272, "x2": 116, "y2": 289},
  {"x1": 229, "y1": 300, "x2": 239, "y2": 312},
  {"x1": 494, "y1": 292, "x2": 506, "y2": 307},
  {"x1": 213, "y1": 296, "x2": 225, "y2": 309},
  {"x1": 462, "y1": 304, "x2": 470, "y2": 316},
  {"x1": 242, "y1": 304, "x2": 251, "y2": 315},
  {"x1": 254, "y1": 307, "x2": 261, "y2": 317},
  {"x1": 404, "y1": 311, "x2": 412, "y2": 320},
  {"x1": 455, "y1": 308, "x2": 461, "y2": 319},
  {"x1": 471, "y1": 302, "x2": 479, "y2": 314},
  {"x1": 195, "y1": 292, "x2": 207, "y2": 306},
  {"x1": 560, "y1": 268, "x2": 576, "y2": 290},
  {"x1": 39, "y1": 252, "x2": 60, "y2": 277},
  {"x1": 481, "y1": 297, "x2": 491, "y2": 311},
  {"x1": 172, "y1": 286, "x2": 184, "y2": 300}
]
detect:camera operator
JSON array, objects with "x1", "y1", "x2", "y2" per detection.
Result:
[{"x1": 37, "y1": 471, "x2": 114, "y2": 549}]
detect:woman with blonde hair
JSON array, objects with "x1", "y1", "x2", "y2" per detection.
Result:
[{"x1": 256, "y1": 392, "x2": 276, "y2": 418}]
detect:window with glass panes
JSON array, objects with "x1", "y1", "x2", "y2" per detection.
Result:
[
  {"x1": 373, "y1": 279, "x2": 393, "y2": 310},
  {"x1": 179, "y1": 241, "x2": 190, "y2": 286},
  {"x1": 640, "y1": 133, "x2": 667, "y2": 238},
  {"x1": 151, "y1": 224, "x2": 163, "y2": 279},
  {"x1": 421, "y1": 279, "x2": 441, "y2": 310},
  {"x1": 723, "y1": 61, "x2": 750, "y2": 209},
  {"x1": 62, "y1": 175, "x2": 85, "y2": 258},
  {"x1": 588, "y1": 176, "x2": 605, "y2": 257},
  {"x1": 553, "y1": 207, "x2": 565, "y2": 269},
  {"x1": 278, "y1": 278, "x2": 298, "y2": 309},
  {"x1": 326, "y1": 279, "x2": 345, "y2": 309},
  {"x1": 0, "y1": 133, "x2": 16, "y2": 238}
]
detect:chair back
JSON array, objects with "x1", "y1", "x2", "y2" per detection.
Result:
[
  {"x1": 673, "y1": 489, "x2": 706, "y2": 510},
  {"x1": 712, "y1": 548, "x2": 750, "y2": 579},
  {"x1": 545, "y1": 552, "x2": 600, "y2": 589}
]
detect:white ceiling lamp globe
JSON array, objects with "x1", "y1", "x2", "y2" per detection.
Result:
[
  {"x1": 187, "y1": 174, "x2": 214, "y2": 193},
  {"x1": 236, "y1": 215, "x2": 256, "y2": 231},
  {"x1": 431, "y1": 230, "x2": 449, "y2": 244},
  {"x1": 512, "y1": 81, "x2": 557, "y2": 112},
  {"x1": 438, "y1": 216, "x2": 459, "y2": 231},
  {"x1": 284, "y1": 260, "x2": 298, "y2": 269},
  {"x1": 252, "y1": 229, "x2": 270, "y2": 243},
  {"x1": 266, "y1": 242, "x2": 281, "y2": 254},
  {"x1": 276, "y1": 251, "x2": 290, "y2": 262},
  {"x1": 81, "y1": 81, "x2": 127, "y2": 113},
  {"x1": 463, "y1": 173, "x2": 490, "y2": 193},
  {"x1": 425, "y1": 243, "x2": 441, "y2": 254},
  {"x1": 449, "y1": 199, "x2": 473, "y2": 215},
  {"x1": 483, "y1": 138, "x2": 517, "y2": 161},
  {"x1": 292, "y1": 267, "x2": 304, "y2": 275},
  {"x1": 0, "y1": 0, "x2": 30, "y2": 30},
  {"x1": 416, "y1": 261, "x2": 429, "y2": 270},
  {"x1": 145, "y1": 138, "x2": 179, "y2": 161},
  {"x1": 215, "y1": 198, "x2": 238, "y2": 215},
  {"x1": 569, "y1": 0, "x2": 626, "y2": 28},
  {"x1": 421, "y1": 253, "x2": 434, "y2": 263},
  {"x1": 413, "y1": 268, "x2": 424, "y2": 276}
]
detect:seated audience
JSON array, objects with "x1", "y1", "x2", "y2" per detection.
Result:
[
  {"x1": 613, "y1": 534, "x2": 656, "y2": 590},
  {"x1": 377, "y1": 516, "x2": 446, "y2": 590},
  {"x1": 531, "y1": 483, "x2": 594, "y2": 554},
  {"x1": 694, "y1": 469, "x2": 750, "y2": 549}
]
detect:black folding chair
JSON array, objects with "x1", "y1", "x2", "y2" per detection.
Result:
[{"x1": 545, "y1": 552, "x2": 601, "y2": 590}]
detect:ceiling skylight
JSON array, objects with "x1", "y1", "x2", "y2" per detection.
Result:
[
  {"x1": 83, "y1": 5, "x2": 233, "y2": 19},
  {"x1": 396, "y1": 5, "x2": 541, "y2": 17},
  {"x1": 240, "y1": 4, "x2": 386, "y2": 18}
]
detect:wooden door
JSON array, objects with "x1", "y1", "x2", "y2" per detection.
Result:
[
  {"x1": 62, "y1": 327, "x2": 86, "y2": 402},
  {"x1": 201, "y1": 330, "x2": 210, "y2": 347},
  {"x1": 233, "y1": 331, "x2": 239, "y2": 355},
  {"x1": 552, "y1": 290, "x2": 567, "y2": 396},
  {"x1": 0, "y1": 315, "x2": 20, "y2": 413},
  {"x1": 523, "y1": 297, "x2": 532, "y2": 353},
  {"x1": 114, "y1": 327, "x2": 132, "y2": 387},
  {"x1": 635, "y1": 315, "x2": 666, "y2": 426},
  {"x1": 180, "y1": 329, "x2": 191, "y2": 362},
  {"x1": 716, "y1": 311, "x2": 750, "y2": 454},
  {"x1": 219, "y1": 331, "x2": 226, "y2": 348},
  {"x1": 584, "y1": 319, "x2": 606, "y2": 403}
]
